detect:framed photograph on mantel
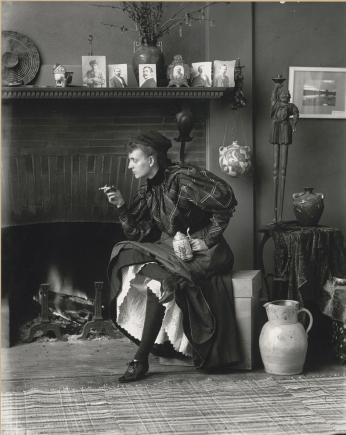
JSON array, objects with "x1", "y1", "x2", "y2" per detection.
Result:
[
  {"x1": 82, "y1": 56, "x2": 106, "y2": 88},
  {"x1": 288, "y1": 67, "x2": 346, "y2": 118}
]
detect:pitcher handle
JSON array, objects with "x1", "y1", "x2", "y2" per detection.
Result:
[{"x1": 298, "y1": 308, "x2": 313, "y2": 334}]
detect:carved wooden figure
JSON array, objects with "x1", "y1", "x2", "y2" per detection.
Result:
[{"x1": 269, "y1": 75, "x2": 299, "y2": 223}]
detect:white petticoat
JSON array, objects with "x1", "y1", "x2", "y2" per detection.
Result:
[{"x1": 116, "y1": 263, "x2": 192, "y2": 357}]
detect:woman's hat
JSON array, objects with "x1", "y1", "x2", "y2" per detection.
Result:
[{"x1": 132, "y1": 131, "x2": 172, "y2": 153}]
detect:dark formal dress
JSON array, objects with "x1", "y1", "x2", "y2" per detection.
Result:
[
  {"x1": 83, "y1": 70, "x2": 105, "y2": 88},
  {"x1": 107, "y1": 164, "x2": 240, "y2": 369},
  {"x1": 110, "y1": 75, "x2": 127, "y2": 88},
  {"x1": 192, "y1": 74, "x2": 211, "y2": 88}
]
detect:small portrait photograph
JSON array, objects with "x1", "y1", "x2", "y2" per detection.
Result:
[
  {"x1": 82, "y1": 56, "x2": 106, "y2": 88},
  {"x1": 191, "y1": 62, "x2": 212, "y2": 88},
  {"x1": 108, "y1": 64, "x2": 128, "y2": 88},
  {"x1": 139, "y1": 64, "x2": 157, "y2": 88},
  {"x1": 213, "y1": 60, "x2": 236, "y2": 88},
  {"x1": 173, "y1": 65, "x2": 185, "y2": 81},
  {"x1": 167, "y1": 55, "x2": 190, "y2": 87}
]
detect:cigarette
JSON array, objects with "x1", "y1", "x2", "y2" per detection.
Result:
[{"x1": 98, "y1": 185, "x2": 117, "y2": 192}]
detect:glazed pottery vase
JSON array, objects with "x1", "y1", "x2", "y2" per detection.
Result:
[
  {"x1": 132, "y1": 39, "x2": 166, "y2": 86},
  {"x1": 219, "y1": 141, "x2": 252, "y2": 177},
  {"x1": 292, "y1": 187, "x2": 324, "y2": 226},
  {"x1": 259, "y1": 300, "x2": 313, "y2": 375}
]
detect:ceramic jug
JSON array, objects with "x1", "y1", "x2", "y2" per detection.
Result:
[
  {"x1": 173, "y1": 231, "x2": 193, "y2": 261},
  {"x1": 219, "y1": 141, "x2": 252, "y2": 177},
  {"x1": 292, "y1": 187, "x2": 324, "y2": 226},
  {"x1": 259, "y1": 300, "x2": 313, "y2": 375}
]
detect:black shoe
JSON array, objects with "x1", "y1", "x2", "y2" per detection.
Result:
[{"x1": 118, "y1": 359, "x2": 149, "y2": 383}]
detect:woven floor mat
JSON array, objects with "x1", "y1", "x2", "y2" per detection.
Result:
[
  {"x1": 277, "y1": 375, "x2": 346, "y2": 434},
  {"x1": 2, "y1": 375, "x2": 344, "y2": 435}
]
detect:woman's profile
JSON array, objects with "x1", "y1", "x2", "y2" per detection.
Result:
[{"x1": 101, "y1": 131, "x2": 240, "y2": 383}]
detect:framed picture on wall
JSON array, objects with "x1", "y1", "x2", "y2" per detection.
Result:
[{"x1": 288, "y1": 67, "x2": 346, "y2": 118}]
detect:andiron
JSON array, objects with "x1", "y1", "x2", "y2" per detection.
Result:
[
  {"x1": 24, "y1": 283, "x2": 66, "y2": 342},
  {"x1": 78, "y1": 281, "x2": 121, "y2": 339}
]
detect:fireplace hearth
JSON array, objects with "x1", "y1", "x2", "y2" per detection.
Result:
[
  {"x1": 2, "y1": 222, "x2": 123, "y2": 345},
  {"x1": 21, "y1": 279, "x2": 122, "y2": 343}
]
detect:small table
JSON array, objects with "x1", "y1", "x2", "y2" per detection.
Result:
[{"x1": 258, "y1": 222, "x2": 346, "y2": 303}]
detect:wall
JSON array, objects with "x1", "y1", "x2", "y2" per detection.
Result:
[
  {"x1": 208, "y1": 3, "x2": 254, "y2": 270},
  {"x1": 1, "y1": 1, "x2": 206, "y2": 87},
  {"x1": 254, "y1": 3, "x2": 346, "y2": 264}
]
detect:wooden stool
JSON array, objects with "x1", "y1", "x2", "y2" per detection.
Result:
[{"x1": 159, "y1": 270, "x2": 263, "y2": 370}]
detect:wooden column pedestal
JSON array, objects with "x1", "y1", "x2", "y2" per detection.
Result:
[{"x1": 232, "y1": 270, "x2": 263, "y2": 370}]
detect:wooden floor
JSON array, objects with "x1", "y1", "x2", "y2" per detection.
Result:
[{"x1": 2, "y1": 334, "x2": 345, "y2": 393}]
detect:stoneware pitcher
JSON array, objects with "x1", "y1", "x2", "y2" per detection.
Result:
[{"x1": 259, "y1": 300, "x2": 313, "y2": 375}]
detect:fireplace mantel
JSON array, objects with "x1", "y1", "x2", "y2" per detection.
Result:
[{"x1": 2, "y1": 86, "x2": 232, "y2": 100}]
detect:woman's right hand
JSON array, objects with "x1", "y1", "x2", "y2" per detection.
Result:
[{"x1": 102, "y1": 186, "x2": 125, "y2": 208}]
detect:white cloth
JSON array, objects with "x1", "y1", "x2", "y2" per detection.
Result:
[{"x1": 116, "y1": 264, "x2": 192, "y2": 356}]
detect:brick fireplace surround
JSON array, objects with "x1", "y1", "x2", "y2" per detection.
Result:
[
  {"x1": 2, "y1": 99, "x2": 207, "y2": 226},
  {"x1": 2, "y1": 97, "x2": 208, "y2": 344}
]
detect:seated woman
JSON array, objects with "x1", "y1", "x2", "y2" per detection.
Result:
[{"x1": 103, "y1": 131, "x2": 240, "y2": 383}]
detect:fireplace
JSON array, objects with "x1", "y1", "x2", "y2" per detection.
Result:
[
  {"x1": 2, "y1": 97, "x2": 208, "y2": 344},
  {"x1": 2, "y1": 222, "x2": 124, "y2": 344}
]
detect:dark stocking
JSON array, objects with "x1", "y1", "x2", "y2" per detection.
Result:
[{"x1": 134, "y1": 288, "x2": 165, "y2": 363}]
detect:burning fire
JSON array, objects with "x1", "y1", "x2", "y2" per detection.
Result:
[
  {"x1": 47, "y1": 265, "x2": 87, "y2": 301},
  {"x1": 33, "y1": 265, "x2": 92, "y2": 323}
]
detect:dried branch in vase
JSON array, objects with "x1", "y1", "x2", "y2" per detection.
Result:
[{"x1": 92, "y1": 1, "x2": 216, "y2": 45}]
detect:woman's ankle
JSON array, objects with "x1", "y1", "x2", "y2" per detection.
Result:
[{"x1": 133, "y1": 352, "x2": 149, "y2": 364}]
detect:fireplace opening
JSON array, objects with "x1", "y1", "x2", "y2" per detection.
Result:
[{"x1": 2, "y1": 222, "x2": 123, "y2": 345}]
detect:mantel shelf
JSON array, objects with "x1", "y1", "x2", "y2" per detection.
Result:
[{"x1": 2, "y1": 86, "x2": 233, "y2": 100}]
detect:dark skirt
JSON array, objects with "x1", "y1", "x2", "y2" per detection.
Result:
[{"x1": 107, "y1": 232, "x2": 240, "y2": 369}]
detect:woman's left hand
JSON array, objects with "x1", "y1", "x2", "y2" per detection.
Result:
[{"x1": 189, "y1": 238, "x2": 208, "y2": 252}]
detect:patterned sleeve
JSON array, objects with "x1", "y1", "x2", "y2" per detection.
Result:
[
  {"x1": 117, "y1": 190, "x2": 153, "y2": 241},
  {"x1": 177, "y1": 167, "x2": 237, "y2": 248}
]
